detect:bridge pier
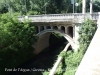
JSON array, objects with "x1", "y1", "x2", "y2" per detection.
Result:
[
  {"x1": 74, "y1": 24, "x2": 79, "y2": 51},
  {"x1": 65, "y1": 26, "x2": 68, "y2": 34},
  {"x1": 44, "y1": 26, "x2": 46, "y2": 30},
  {"x1": 58, "y1": 26, "x2": 61, "y2": 30},
  {"x1": 38, "y1": 26, "x2": 41, "y2": 32}
]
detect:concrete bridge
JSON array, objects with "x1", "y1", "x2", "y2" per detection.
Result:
[{"x1": 18, "y1": 13, "x2": 99, "y2": 54}]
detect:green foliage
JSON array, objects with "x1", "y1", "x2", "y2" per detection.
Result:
[
  {"x1": 46, "y1": 0, "x2": 73, "y2": 13},
  {"x1": 0, "y1": 0, "x2": 92, "y2": 14},
  {"x1": 93, "y1": 0, "x2": 100, "y2": 12},
  {"x1": 76, "y1": 0, "x2": 100, "y2": 12},
  {"x1": 58, "y1": 51, "x2": 67, "y2": 57},
  {"x1": 0, "y1": 13, "x2": 37, "y2": 75},
  {"x1": 54, "y1": 50, "x2": 83, "y2": 75},
  {"x1": 78, "y1": 19, "x2": 97, "y2": 53},
  {"x1": 49, "y1": 33, "x2": 66, "y2": 45},
  {"x1": 55, "y1": 62, "x2": 63, "y2": 75},
  {"x1": 27, "y1": 11, "x2": 39, "y2": 15},
  {"x1": 0, "y1": 0, "x2": 100, "y2": 14},
  {"x1": 42, "y1": 71, "x2": 49, "y2": 75},
  {"x1": 43, "y1": 50, "x2": 84, "y2": 75}
]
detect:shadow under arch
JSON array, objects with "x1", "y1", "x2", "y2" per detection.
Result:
[
  {"x1": 34, "y1": 29, "x2": 75, "y2": 55},
  {"x1": 67, "y1": 26, "x2": 73, "y2": 38}
]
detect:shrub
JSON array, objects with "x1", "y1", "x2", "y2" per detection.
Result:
[
  {"x1": 78, "y1": 19, "x2": 97, "y2": 53},
  {"x1": 0, "y1": 13, "x2": 37, "y2": 75}
]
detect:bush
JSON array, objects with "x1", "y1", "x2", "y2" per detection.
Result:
[
  {"x1": 27, "y1": 11, "x2": 40, "y2": 15},
  {"x1": 78, "y1": 19, "x2": 97, "y2": 53},
  {"x1": 0, "y1": 13, "x2": 37, "y2": 75}
]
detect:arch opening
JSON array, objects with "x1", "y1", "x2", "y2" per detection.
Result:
[
  {"x1": 35, "y1": 26, "x2": 38, "y2": 33},
  {"x1": 53, "y1": 26, "x2": 58, "y2": 30},
  {"x1": 34, "y1": 29, "x2": 74, "y2": 55},
  {"x1": 46, "y1": 26, "x2": 51, "y2": 29},
  {"x1": 49, "y1": 32, "x2": 72, "y2": 52},
  {"x1": 61, "y1": 26, "x2": 65, "y2": 33},
  {"x1": 49, "y1": 33, "x2": 67, "y2": 46},
  {"x1": 40, "y1": 26, "x2": 44, "y2": 31},
  {"x1": 67, "y1": 26, "x2": 73, "y2": 38}
]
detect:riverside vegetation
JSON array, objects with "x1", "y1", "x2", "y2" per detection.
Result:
[{"x1": 0, "y1": 13, "x2": 37, "y2": 75}]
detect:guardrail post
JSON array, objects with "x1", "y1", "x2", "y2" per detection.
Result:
[{"x1": 74, "y1": 23, "x2": 79, "y2": 51}]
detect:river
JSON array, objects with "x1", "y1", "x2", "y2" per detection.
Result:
[{"x1": 8, "y1": 41, "x2": 70, "y2": 75}]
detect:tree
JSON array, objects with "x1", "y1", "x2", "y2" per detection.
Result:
[
  {"x1": 93, "y1": 0, "x2": 100, "y2": 12},
  {"x1": 78, "y1": 19, "x2": 97, "y2": 53},
  {"x1": 76, "y1": 0, "x2": 100, "y2": 13},
  {"x1": 0, "y1": 0, "x2": 75, "y2": 14},
  {"x1": 0, "y1": 13, "x2": 37, "y2": 75},
  {"x1": 46, "y1": 0, "x2": 73, "y2": 14}
]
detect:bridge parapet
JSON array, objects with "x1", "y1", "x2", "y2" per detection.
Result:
[{"x1": 18, "y1": 13, "x2": 99, "y2": 23}]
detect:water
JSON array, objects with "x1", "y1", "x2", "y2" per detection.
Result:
[{"x1": 8, "y1": 42, "x2": 68, "y2": 75}]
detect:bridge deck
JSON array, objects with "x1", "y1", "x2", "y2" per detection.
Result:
[{"x1": 18, "y1": 13, "x2": 99, "y2": 23}]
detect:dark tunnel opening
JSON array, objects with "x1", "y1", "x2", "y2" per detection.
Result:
[
  {"x1": 49, "y1": 33, "x2": 72, "y2": 51},
  {"x1": 61, "y1": 26, "x2": 65, "y2": 33},
  {"x1": 67, "y1": 26, "x2": 73, "y2": 38},
  {"x1": 40, "y1": 26, "x2": 44, "y2": 31}
]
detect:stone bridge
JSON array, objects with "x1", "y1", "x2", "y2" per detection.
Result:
[{"x1": 18, "y1": 13, "x2": 99, "y2": 54}]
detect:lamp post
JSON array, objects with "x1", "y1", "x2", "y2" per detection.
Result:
[
  {"x1": 82, "y1": 0, "x2": 86, "y2": 14},
  {"x1": 75, "y1": 3, "x2": 79, "y2": 13},
  {"x1": 90, "y1": 0, "x2": 93, "y2": 14},
  {"x1": 71, "y1": 0, "x2": 75, "y2": 13}
]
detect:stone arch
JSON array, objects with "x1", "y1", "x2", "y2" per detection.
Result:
[
  {"x1": 53, "y1": 26, "x2": 58, "y2": 30},
  {"x1": 67, "y1": 26, "x2": 73, "y2": 38},
  {"x1": 61, "y1": 26, "x2": 65, "y2": 33},
  {"x1": 33, "y1": 29, "x2": 75, "y2": 55},
  {"x1": 40, "y1": 26, "x2": 44, "y2": 31}
]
